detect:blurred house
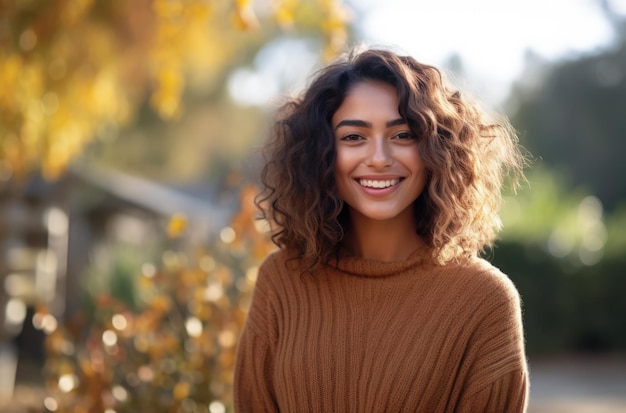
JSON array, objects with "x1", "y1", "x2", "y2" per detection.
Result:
[{"x1": 0, "y1": 165, "x2": 231, "y2": 401}]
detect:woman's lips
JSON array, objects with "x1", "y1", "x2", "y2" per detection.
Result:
[
  {"x1": 357, "y1": 177, "x2": 403, "y2": 189},
  {"x1": 358, "y1": 178, "x2": 401, "y2": 188},
  {"x1": 355, "y1": 177, "x2": 404, "y2": 196}
]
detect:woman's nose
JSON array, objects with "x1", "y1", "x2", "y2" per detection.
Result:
[{"x1": 366, "y1": 138, "x2": 393, "y2": 168}]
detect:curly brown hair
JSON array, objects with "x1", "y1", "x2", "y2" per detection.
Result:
[{"x1": 256, "y1": 47, "x2": 526, "y2": 268}]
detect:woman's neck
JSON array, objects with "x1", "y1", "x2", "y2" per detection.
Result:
[{"x1": 342, "y1": 211, "x2": 422, "y2": 262}]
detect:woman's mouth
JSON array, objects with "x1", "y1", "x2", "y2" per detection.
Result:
[{"x1": 358, "y1": 178, "x2": 402, "y2": 189}]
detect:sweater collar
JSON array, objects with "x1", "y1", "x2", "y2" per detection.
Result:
[{"x1": 328, "y1": 242, "x2": 433, "y2": 278}]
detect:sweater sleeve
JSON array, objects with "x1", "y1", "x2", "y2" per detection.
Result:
[
  {"x1": 234, "y1": 254, "x2": 281, "y2": 413},
  {"x1": 455, "y1": 266, "x2": 529, "y2": 412},
  {"x1": 455, "y1": 369, "x2": 528, "y2": 412},
  {"x1": 233, "y1": 323, "x2": 279, "y2": 412}
]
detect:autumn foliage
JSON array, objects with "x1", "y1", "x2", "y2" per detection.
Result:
[
  {"x1": 0, "y1": 0, "x2": 350, "y2": 180},
  {"x1": 41, "y1": 186, "x2": 276, "y2": 412}
]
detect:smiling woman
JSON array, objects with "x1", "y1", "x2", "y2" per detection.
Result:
[
  {"x1": 332, "y1": 81, "x2": 427, "y2": 261},
  {"x1": 235, "y1": 47, "x2": 529, "y2": 412}
]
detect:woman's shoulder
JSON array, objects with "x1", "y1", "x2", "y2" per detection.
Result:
[
  {"x1": 258, "y1": 248, "x2": 299, "y2": 272},
  {"x1": 255, "y1": 248, "x2": 303, "y2": 287},
  {"x1": 433, "y1": 257, "x2": 524, "y2": 339},
  {"x1": 443, "y1": 256, "x2": 521, "y2": 305}
]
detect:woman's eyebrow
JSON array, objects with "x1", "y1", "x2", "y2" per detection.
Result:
[
  {"x1": 334, "y1": 118, "x2": 406, "y2": 130},
  {"x1": 386, "y1": 118, "x2": 407, "y2": 127},
  {"x1": 334, "y1": 119, "x2": 371, "y2": 130}
]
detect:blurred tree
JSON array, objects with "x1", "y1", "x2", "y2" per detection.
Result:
[
  {"x1": 509, "y1": 8, "x2": 626, "y2": 210},
  {"x1": 42, "y1": 187, "x2": 277, "y2": 412},
  {"x1": 0, "y1": 0, "x2": 350, "y2": 181}
]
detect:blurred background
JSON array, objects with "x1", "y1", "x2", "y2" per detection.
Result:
[{"x1": 1, "y1": 0, "x2": 625, "y2": 412}]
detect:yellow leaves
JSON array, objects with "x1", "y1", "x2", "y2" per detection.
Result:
[
  {"x1": 149, "y1": 0, "x2": 186, "y2": 119},
  {"x1": 0, "y1": 55, "x2": 22, "y2": 107},
  {"x1": 150, "y1": 294, "x2": 172, "y2": 314},
  {"x1": 270, "y1": 0, "x2": 351, "y2": 60},
  {"x1": 151, "y1": 66, "x2": 184, "y2": 119},
  {"x1": 234, "y1": 0, "x2": 260, "y2": 30},
  {"x1": 274, "y1": 0, "x2": 297, "y2": 29},
  {"x1": 153, "y1": 0, "x2": 185, "y2": 18},
  {"x1": 150, "y1": 1, "x2": 215, "y2": 119},
  {"x1": 319, "y1": 0, "x2": 352, "y2": 61},
  {"x1": 0, "y1": 0, "x2": 351, "y2": 180},
  {"x1": 173, "y1": 381, "x2": 191, "y2": 400},
  {"x1": 1, "y1": 17, "x2": 129, "y2": 179},
  {"x1": 90, "y1": 68, "x2": 120, "y2": 117},
  {"x1": 167, "y1": 213, "x2": 188, "y2": 238}
]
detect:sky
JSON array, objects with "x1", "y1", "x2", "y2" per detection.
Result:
[
  {"x1": 356, "y1": 0, "x2": 622, "y2": 103},
  {"x1": 228, "y1": 0, "x2": 625, "y2": 106}
]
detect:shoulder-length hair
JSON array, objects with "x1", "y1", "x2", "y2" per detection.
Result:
[{"x1": 256, "y1": 47, "x2": 525, "y2": 268}]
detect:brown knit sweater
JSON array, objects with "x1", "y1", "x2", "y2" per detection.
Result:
[{"x1": 234, "y1": 246, "x2": 528, "y2": 412}]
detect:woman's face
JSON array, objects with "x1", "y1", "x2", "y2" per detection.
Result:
[{"x1": 332, "y1": 81, "x2": 427, "y2": 224}]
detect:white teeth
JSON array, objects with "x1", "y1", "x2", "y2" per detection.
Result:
[{"x1": 358, "y1": 178, "x2": 401, "y2": 188}]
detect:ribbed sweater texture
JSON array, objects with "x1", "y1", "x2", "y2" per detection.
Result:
[{"x1": 234, "y1": 246, "x2": 528, "y2": 412}]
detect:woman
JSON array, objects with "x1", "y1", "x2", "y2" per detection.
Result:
[{"x1": 234, "y1": 48, "x2": 528, "y2": 412}]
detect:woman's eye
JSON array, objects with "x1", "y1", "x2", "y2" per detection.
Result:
[
  {"x1": 394, "y1": 132, "x2": 415, "y2": 140},
  {"x1": 341, "y1": 134, "x2": 363, "y2": 141}
]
